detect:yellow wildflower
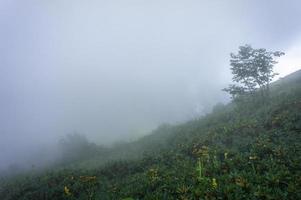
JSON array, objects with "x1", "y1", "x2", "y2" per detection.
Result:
[
  {"x1": 177, "y1": 185, "x2": 190, "y2": 194},
  {"x1": 249, "y1": 156, "x2": 258, "y2": 160},
  {"x1": 64, "y1": 186, "x2": 71, "y2": 196},
  {"x1": 235, "y1": 177, "x2": 247, "y2": 188},
  {"x1": 212, "y1": 178, "x2": 218, "y2": 189},
  {"x1": 195, "y1": 146, "x2": 209, "y2": 158},
  {"x1": 80, "y1": 176, "x2": 97, "y2": 182},
  {"x1": 148, "y1": 168, "x2": 159, "y2": 182}
]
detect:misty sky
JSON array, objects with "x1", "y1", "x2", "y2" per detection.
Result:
[{"x1": 1, "y1": 0, "x2": 301, "y2": 169}]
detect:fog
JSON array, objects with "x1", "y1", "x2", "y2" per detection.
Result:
[{"x1": 1, "y1": 0, "x2": 301, "y2": 171}]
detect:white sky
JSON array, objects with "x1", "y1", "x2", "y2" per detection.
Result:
[{"x1": 275, "y1": 37, "x2": 301, "y2": 78}]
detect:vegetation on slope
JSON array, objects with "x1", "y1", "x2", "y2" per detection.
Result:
[{"x1": 0, "y1": 70, "x2": 301, "y2": 200}]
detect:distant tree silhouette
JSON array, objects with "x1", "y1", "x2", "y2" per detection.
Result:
[{"x1": 58, "y1": 132, "x2": 98, "y2": 164}]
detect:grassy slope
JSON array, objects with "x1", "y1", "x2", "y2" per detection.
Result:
[{"x1": 1, "y1": 70, "x2": 301, "y2": 200}]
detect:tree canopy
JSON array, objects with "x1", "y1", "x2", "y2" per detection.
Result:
[{"x1": 224, "y1": 44, "x2": 284, "y2": 99}]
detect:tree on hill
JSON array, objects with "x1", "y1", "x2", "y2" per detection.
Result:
[
  {"x1": 223, "y1": 44, "x2": 284, "y2": 100},
  {"x1": 58, "y1": 132, "x2": 100, "y2": 164}
]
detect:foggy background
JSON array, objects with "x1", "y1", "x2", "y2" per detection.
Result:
[{"x1": 1, "y1": 0, "x2": 301, "y2": 170}]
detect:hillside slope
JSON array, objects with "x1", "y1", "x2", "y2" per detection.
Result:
[{"x1": 1, "y1": 70, "x2": 301, "y2": 200}]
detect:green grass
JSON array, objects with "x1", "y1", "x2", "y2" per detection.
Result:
[{"x1": 1, "y1": 70, "x2": 301, "y2": 199}]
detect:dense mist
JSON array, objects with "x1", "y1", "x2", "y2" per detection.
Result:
[{"x1": 1, "y1": 0, "x2": 301, "y2": 171}]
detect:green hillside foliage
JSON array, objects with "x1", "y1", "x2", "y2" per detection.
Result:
[{"x1": 1, "y1": 70, "x2": 301, "y2": 199}]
